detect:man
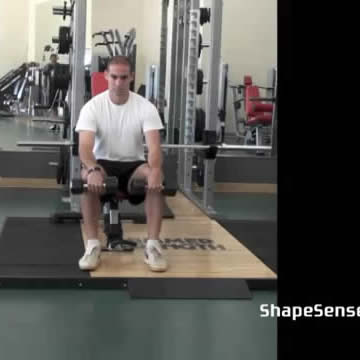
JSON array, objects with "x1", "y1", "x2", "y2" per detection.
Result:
[
  {"x1": 43, "y1": 53, "x2": 58, "y2": 74},
  {"x1": 75, "y1": 56, "x2": 167, "y2": 272},
  {"x1": 43, "y1": 54, "x2": 67, "y2": 130}
]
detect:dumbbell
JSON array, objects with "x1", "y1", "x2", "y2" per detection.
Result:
[
  {"x1": 129, "y1": 178, "x2": 168, "y2": 195},
  {"x1": 128, "y1": 178, "x2": 148, "y2": 195},
  {"x1": 71, "y1": 177, "x2": 118, "y2": 195}
]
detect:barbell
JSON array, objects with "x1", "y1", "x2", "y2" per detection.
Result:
[
  {"x1": 17, "y1": 140, "x2": 271, "y2": 152},
  {"x1": 17, "y1": 140, "x2": 272, "y2": 188}
]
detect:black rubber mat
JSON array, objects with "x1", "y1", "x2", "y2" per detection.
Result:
[
  {"x1": 216, "y1": 219, "x2": 277, "y2": 273},
  {"x1": 0, "y1": 217, "x2": 89, "y2": 279}
]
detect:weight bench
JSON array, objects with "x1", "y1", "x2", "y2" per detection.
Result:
[
  {"x1": 243, "y1": 75, "x2": 274, "y2": 148},
  {"x1": 71, "y1": 177, "x2": 177, "y2": 252}
]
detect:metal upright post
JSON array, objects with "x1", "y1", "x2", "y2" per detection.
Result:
[
  {"x1": 181, "y1": 0, "x2": 200, "y2": 191},
  {"x1": 203, "y1": 0, "x2": 223, "y2": 213},
  {"x1": 270, "y1": 67, "x2": 278, "y2": 157},
  {"x1": 69, "y1": 0, "x2": 87, "y2": 213},
  {"x1": 166, "y1": 0, "x2": 180, "y2": 144},
  {"x1": 177, "y1": 0, "x2": 192, "y2": 188},
  {"x1": 157, "y1": 0, "x2": 169, "y2": 121},
  {"x1": 172, "y1": 0, "x2": 186, "y2": 145}
]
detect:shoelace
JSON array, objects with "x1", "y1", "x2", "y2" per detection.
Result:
[
  {"x1": 85, "y1": 245, "x2": 99, "y2": 256},
  {"x1": 147, "y1": 245, "x2": 162, "y2": 259}
]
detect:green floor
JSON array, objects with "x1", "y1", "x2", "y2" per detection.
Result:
[{"x1": 0, "y1": 116, "x2": 277, "y2": 360}]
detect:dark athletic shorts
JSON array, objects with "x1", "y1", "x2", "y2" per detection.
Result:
[{"x1": 97, "y1": 159, "x2": 147, "y2": 205}]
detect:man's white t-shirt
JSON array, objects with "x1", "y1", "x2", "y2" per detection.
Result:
[{"x1": 75, "y1": 90, "x2": 164, "y2": 162}]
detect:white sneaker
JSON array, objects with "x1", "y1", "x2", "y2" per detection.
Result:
[
  {"x1": 144, "y1": 240, "x2": 168, "y2": 272},
  {"x1": 79, "y1": 241, "x2": 101, "y2": 271}
]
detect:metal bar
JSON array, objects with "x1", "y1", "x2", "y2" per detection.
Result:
[
  {"x1": 181, "y1": 1, "x2": 200, "y2": 191},
  {"x1": 69, "y1": 0, "x2": 87, "y2": 213},
  {"x1": 270, "y1": 67, "x2": 278, "y2": 157},
  {"x1": 17, "y1": 141, "x2": 271, "y2": 151},
  {"x1": 206, "y1": 0, "x2": 223, "y2": 133},
  {"x1": 202, "y1": 0, "x2": 223, "y2": 211},
  {"x1": 17, "y1": 141, "x2": 72, "y2": 147},
  {"x1": 114, "y1": 29, "x2": 125, "y2": 56},
  {"x1": 31, "y1": 118, "x2": 65, "y2": 123},
  {"x1": 173, "y1": 0, "x2": 186, "y2": 142},
  {"x1": 166, "y1": 0, "x2": 179, "y2": 144},
  {"x1": 157, "y1": 0, "x2": 169, "y2": 116}
]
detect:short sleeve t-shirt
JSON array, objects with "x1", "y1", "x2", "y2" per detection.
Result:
[{"x1": 75, "y1": 90, "x2": 164, "y2": 161}]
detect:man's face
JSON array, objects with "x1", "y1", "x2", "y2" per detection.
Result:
[{"x1": 105, "y1": 63, "x2": 133, "y2": 96}]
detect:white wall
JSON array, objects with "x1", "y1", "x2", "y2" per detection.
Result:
[
  {"x1": 141, "y1": 0, "x2": 162, "y2": 68},
  {"x1": 0, "y1": 0, "x2": 29, "y2": 77}
]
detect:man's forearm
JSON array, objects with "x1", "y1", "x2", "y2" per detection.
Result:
[
  {"x1": 79, "y1": 148, "x2": 98, "y2": 170},
  {"x1": 148, "y1": 149, "x2": 163, "y2": 170}
]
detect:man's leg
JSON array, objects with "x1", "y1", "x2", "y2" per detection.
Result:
[
  {"x1": 128, "y1": 164, "x2": 164, "y2": 239},
  {"x1": 128, "y1": 164, "x2": 167, "y2": 271},
  {"x1": 78, "y1": 168, "x2": 103, "y2": 271}
]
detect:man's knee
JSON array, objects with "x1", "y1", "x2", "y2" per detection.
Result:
[{"x1": 133, "y1": 163, "x2": 151, "y2": 179}]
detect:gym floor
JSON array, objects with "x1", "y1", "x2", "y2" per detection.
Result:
[{"x1": 0, "y1": 116, "x2": 277, "y2": 360}]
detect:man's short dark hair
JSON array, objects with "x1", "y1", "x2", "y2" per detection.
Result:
[{"x1": 106, "y1": 56, "x2": 134, "y2": 72}]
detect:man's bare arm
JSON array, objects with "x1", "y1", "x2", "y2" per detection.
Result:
[
  {"x1": 144, "y1": 130, "x2": 163, "y2": 170},
  {"x1": 78, "y1": 131, "x2": 98, "y2": 169}
]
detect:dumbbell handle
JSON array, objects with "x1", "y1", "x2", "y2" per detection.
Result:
[{"x1": 82, "y1": 183, "x2": 107, "y2": 190}]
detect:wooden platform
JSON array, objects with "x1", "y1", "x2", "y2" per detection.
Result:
[
  {"x1": 0, "y1": 177, "x2": 61, "y2": 189},
  {"x1": 192, "y1": 182, "x2": 277, "y2": 194},
  {"x1": 80, "y1": 192, "x2": 276, "y2": 280}
]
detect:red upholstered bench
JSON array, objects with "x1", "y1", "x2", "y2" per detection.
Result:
[{"x1": 244, "y1": 76, "x2": 273, "y2": 127}]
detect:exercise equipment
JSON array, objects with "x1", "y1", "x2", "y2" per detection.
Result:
[
  {"x1": 200, "y1": 7, "x2": 211, "y2": 25},
  {"x1": 0, "y1": 63, "x2": 28, "y2": 112},
  {"x1": 71, "y1": 176, "x2": 137, "y2": 251},
  {"x1": 230, "y1": 70, "x2": 277, "y2": 150},
  {"x1": 197, "y1": 69, "x2": 204, "y2": 95},
  {"x1": 53, "y1": 26, "x2": 72, "y2": 54},
  {"x1": 70, "y1": 177, "x2": 119, "y2": 195},
  {"x1": 17, "y1": 0, "x2": 277, "y2": 218},
  {"x1": 69, "y1": 174, "x2": 177, "y2": 252},
  {"x1": 52, "y1": 0, "x2": 73, "y2": 20}
]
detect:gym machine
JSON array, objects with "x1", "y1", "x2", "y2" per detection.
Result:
[
  {"x1": 18, "y1": 0, "x2": 277, "y2": 219},
  {"x1": 159, "y1": 0, "x2": 277, "y2": 214},
  {"x1": 161, "y1": 0, "x2": 223, "y2": 214},
  {"x1": 230, "y1": 67, "x2": 277, "y2": 152}
]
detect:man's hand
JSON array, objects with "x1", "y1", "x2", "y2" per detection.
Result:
[
  {"x1": 147, "y1": 168, "x2": 164, "y2": 192},
  {"x1": 87, "y1": 169, "x2": 106, "y2": 194}
]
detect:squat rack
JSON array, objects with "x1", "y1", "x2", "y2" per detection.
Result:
[{"x1": 18, "y1": 0, "x2": 277, "y2": 218}]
